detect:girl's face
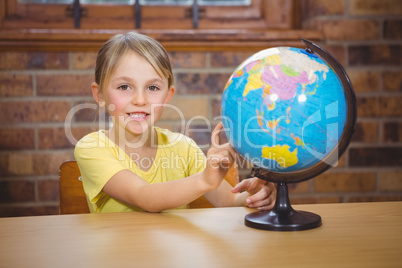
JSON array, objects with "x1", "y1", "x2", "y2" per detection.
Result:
[{"x1": 93, "y1": 51, "x2": 174, "y2": 141}]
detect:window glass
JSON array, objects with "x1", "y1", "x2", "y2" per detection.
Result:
[
  {"x1": 139, "y1": 0, "x2": 191, "y2": 5},
  {"x1": 17, "y1": 0, "x2": 132, "y2": 3},
  {"x1": 198, "y1": 0, "x2": 250, "y2": 5},
  {"x1": 140, "y1": 0, "x2": 250, "y2": 5}
]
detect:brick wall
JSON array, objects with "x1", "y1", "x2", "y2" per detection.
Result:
[
  {"x1": 0, "y1": 0, "x2": 401, "y2": 217},
  {"x1": 293, "y1": 0, "x2": 402, "y2": 203}
]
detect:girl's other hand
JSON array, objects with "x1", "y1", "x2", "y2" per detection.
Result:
[{"x1": 232, "y1": 177, "x2": 276, "y2": 210}]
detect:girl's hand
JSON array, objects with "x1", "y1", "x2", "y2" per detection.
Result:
[
  {"x1": 231, "y1": 178, "x2": 276, "y2": 210},
  {"x1": 202, "y1": 122, "x2": 236, "y2": 190}
]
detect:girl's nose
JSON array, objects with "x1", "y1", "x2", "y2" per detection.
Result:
[{"x1": 132, "y1": 90, "x2": 147, "y2": 106}]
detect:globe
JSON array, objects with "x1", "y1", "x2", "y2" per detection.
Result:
[{"x1": 221, "y1": 39, "x2": 356, "y2": 231}]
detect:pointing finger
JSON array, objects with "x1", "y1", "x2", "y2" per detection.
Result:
[{"x1": 211, "y1": 122, "x2": 223, "y2": 148}]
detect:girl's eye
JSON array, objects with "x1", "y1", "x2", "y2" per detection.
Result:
[
  {"x1": 148, "y1": 85, "x2": 160, "y2": 91},
  {"x1": 118, "y1": 85, "x2": 131, "y2": 91}
]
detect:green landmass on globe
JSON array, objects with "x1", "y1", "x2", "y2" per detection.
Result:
[{"x1": 221, "y1": 46, "x2": 347, "y2": 173}]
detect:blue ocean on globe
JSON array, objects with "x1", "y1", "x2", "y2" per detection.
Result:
[{"x1": 221, "y1": 47, "x2": 347, "y2": 172}]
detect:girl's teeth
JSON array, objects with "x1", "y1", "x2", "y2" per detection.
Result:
[{"x1": 130, "y1": 113, "x2": 146, "y2": 118}]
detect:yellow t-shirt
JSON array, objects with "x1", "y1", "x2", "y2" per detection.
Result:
[{"x1": 74, "y1": 127, "x2": 206, "y2": 213}]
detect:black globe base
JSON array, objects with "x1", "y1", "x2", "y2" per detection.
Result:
[
  {"x1": 245, "y1": 183, "x2": 322, "y2": 231},
  {"x1": 245, "y1": 208, "x2": 322, "y2": 231}
]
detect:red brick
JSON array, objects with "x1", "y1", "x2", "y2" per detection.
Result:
[
  {"x1": 0, "y1": 180, "x2": 35, "y2": 203},
  {"x1": 383, "y1": 71, "x2": 402, "y2": 92},
  {"x1": 72, "y1": 52, "x2": 97, "y2": 70},
  {"x1": 351, "y1": 121, "x2": 379, "y2": 143},
  {"x1": 0, "y1": 152, "x2": 72, "y2": 176},
  {"x1": 314, "y1": 172, "x2": 376, "y2": 192},
  {"x1": 350, "y1": 0, "x2": 402, "y2": 15},
  {"x1": 349, "y1": 147, "x2": 402, "y2": 167},
  {"x1": 175, "y1": 73, "x2": 229, "y2": 94},
  {"x1": 0, "y1": 52, "x2": 27, "y2": 70},
  {"x1": 0, "y1": 206, "x2": 59, "y2": 217},
  {"x1": 161, "y1": 97, "x2": 208, "y2": 120},
  {"x1": 210, "y1": 51, "x2": 257, "y2": 67},
  {"x1": 1, "y1": 154, "x2": 33, "y2": 176},
  {"x1": 39, "y1": 128, "x2": 69, "y2": 149},
  {"x1": 211, "y1": 97, "x2": 222, "y2": 118},
  {"x1": 0, "y1": 74, "x2": 33, "y2": 97},
  {"x1": 301, "y1": 0, "x2": 345, "y2": 18},
  {"x1": 32, "y1": 152, "x2": 73, "y2": 175},
  {"x1": 0, "y1": 155, "x2": 9, "y2": 176},
  {"x1": 322, "y1": 45, "x2": 345, "y2": 66},
  {"x1": 384, "y1": 19, "x2": 402, "y2": 40},
  {"x1": 383, "y1": 122, "x2": 402, "y2": 142},
  {"x1": 356, "y1": 97, "x2": 378, "y2": 118},
  {"x1": 348, "y1": 70, "x2": 379, "y2": 93},
  {"x1": 288, "y1": 180, "x2": 310, "y2": 193},
  {"x1": 27, "y1": 52, "x2": 68, "y2": 69},
  {"x1": 0, "y1": 101, "x2": 71, "y2": 123},
  {"x1": 379, "y1": 171, "x2": 402, "y2": 191},
  {"x1": 349, "y1": 45, "x2": 402, "y2": 66},
  {"x1": 72, "y1": 101, "x2": 102, "y2": 122},
  {"x1": 379, "y1": 96, "x2": 402, "y2": 117},
  {"x1": 0, "y1": 52, "x2": 68, "y2": 70},
  {"x1": 169, "y1": 52, "x2": 207, "y2": 68},
  {"x1": 0, "y1": 128, "x2": 35, "y2": 150},
  {"x1": 38, "y1": 179, "x2": 59, "y2": 202},
  {"x1": 322, "y1": 19, "x2": 380, "y2": 41},
  {"x1": 37, "y1": 74, "x2": 94, "y2": 96},
  {"x1": 39, "y1": 126, "x2": 98, "y2": 149},
  {"x1": 355, "y1": 96, "x2": 402, "y2": 118}
]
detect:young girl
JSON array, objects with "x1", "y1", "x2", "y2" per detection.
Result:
[{"x1": 74, "y1": 32, "x2": 276, "y2": 213}]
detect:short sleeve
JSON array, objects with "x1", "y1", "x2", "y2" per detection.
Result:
[{"x1": 74, "y1": 133, "x2": 128, "y2": 205}]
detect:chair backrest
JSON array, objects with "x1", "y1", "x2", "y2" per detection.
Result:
[
  {"x1": 59, "y1": 161, "x2": 238, "y2": 214},
  {"x1": 59, "y1": 161, "x2": 90, "y2": 214}
]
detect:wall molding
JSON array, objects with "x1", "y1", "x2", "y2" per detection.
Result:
[{"x1": 0, "y1": 29, "x2": 322, "y2": 51}]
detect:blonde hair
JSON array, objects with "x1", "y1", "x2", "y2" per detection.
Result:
[{"x1": 94, "y1": 32, "x2": 174, "y2": 92}]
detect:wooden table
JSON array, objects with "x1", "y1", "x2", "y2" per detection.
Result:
[{"x1": 0, "y1": 202, "x2": 401, "y2": 268}]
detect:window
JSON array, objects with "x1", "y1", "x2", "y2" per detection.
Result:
[
  {"x1": 2, "y1": 0, "x2": 296, "y2": 30},
  {"x1": 0, "y1": 0, "x2": 314, "y2": 51}
]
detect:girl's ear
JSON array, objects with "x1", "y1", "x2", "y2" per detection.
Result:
[
  {"x1": 91, "y1": 82, "x2": 105, "y2": 107},
  {"x1": 164, "y1": 86, "x2": 175, "y2": 104}
]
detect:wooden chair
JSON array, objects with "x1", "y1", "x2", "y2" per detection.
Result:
[
  {"x1": 59, "y1": 161, "x2": 90, "y2": 214},
  {"x1": 59, "y1": 161, "x2": 238, "y2": 214}
]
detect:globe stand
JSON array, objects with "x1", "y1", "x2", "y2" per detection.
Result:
[{"x1": 245, "y1": 183, "x2": 322, "y2": 231}]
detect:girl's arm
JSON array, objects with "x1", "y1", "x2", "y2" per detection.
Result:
[
  {"x1": 103, "y1": 123, "x2": 235, "y2": 212},
  {"x1": 103, "y1": 169, "x2": 213, "y2": 212}
]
